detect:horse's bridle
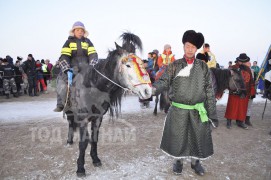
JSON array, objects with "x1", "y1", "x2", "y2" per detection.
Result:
[
  {"x1": 120, "y1": 54, "x2": 152, "y2": 87},
  {"x1": 93, "y1": 54, "x2": 151, "y2": 92}
]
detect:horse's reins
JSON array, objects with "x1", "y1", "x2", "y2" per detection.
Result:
[{"x1": 93, "y1": 66, "x2": 130, "y2": 92}]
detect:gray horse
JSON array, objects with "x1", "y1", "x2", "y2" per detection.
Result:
[{"x1": 57, "y1": 33, "x2": 152, "y2": 176}]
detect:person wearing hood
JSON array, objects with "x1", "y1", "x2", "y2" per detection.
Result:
[
  {"x1": 152, "y1": 30, "x2": 217, "y2": 176},
  {"x1": 54, "y1": 21, "x2": 98, "y2": 112},
  {"x1": 6, "y1": 55, "x2": 14, "y2": 66}
]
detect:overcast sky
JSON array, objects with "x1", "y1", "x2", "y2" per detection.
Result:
[{"x1": 1, "y1": 0, "x2": 270, "y2": 67}]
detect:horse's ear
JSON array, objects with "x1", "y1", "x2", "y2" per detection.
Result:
[
  {"x1": 115, "y1": 42, "x2": 122, "y2": 50},
  {"x1": 115, "y1": 42, "x2": 124, "y2": 54}
]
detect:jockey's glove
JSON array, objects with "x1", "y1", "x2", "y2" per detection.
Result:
[
  {"x1": 64, "y1": 68, "x2": 73, "y2": 74},
  {"x1": 89, "y1": 58, "x2": 99, "y2": 66}
]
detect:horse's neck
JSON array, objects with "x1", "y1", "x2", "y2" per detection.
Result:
[
  {"x1": 94, "y1": 61, "x2": 120, "y2": 93},
  {"x1": 212, "y1": 68, "x2": 230, "y2": 96}
]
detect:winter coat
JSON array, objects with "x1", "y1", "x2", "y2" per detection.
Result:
[
  {"x1": 157, "y1": 50, "x2": 175, "y2": 68},
  {"x1": 13, "y1": 66, "x2": 23, "y2": 84},
  {"x1": 22, "y1": 59, "x2": 37, "y2": 77},
  {"x1": 60, "y1": 36, "x2": 98, "y2": 69},
  {"x1": 225, "y1": 64, "x2": 256, "y2": 121},
  {"x1": 153, "y1": 58, "x2": 217, "y2": 159},
  {"x1": 0, "y1": 64, "x2": 15, "y2": 79},
  {"x1": 251, "y1": 65, "x2": 260, "y2": 81},
  {"x1": 199, "y1": 50, "x2": 217, "y2": 68}
]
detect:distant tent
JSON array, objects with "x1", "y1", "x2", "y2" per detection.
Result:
[{"x1": 256, "y1": 44, "x2": 271, "y2": 81}]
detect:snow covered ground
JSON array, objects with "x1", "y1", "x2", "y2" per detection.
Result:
[
  {"x1": 0, "y1": 92, "x2": 267, "y2": 123},
  {"x1": 0, "y1": 93, "x2": 270, "y2": 179}
]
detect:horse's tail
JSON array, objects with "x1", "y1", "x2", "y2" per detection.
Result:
[{"x1": 120, "y1": 32, "x2": 142, "y2": 53}]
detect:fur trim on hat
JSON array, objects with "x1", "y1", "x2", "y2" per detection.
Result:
[
  {"x1": 182, "y1": 30, "x2": 204, "y2": 49},
  {"x1": 69, "y1": 21, "x2": 89, "y2": 37}
]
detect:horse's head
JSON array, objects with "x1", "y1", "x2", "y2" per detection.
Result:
[
  {"x1": 108, "y1": 33, "x2": 152, "y2": 99},
  {"x1": 229, "y1": 68, "x2": 247, "y2": 98}
]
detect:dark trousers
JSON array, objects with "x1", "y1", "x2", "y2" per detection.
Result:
[{"x1": 28, "y1": 76, "x2": 37, "y2": 95}]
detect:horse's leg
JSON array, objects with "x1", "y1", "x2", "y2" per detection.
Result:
[
  {"x1": 160, "y1": 92, "x2": 165, "y2": 111},
  {"x1": 153, "y1": 95, "x2": 159, "y2": 115},
  {"x1": 76, "y1": 123, "x2": 89, "y2": 177},
  {"x1": 66, "y1": 111, "x2": 75, "y2": 145},
  {"x1": 90, "y1": 117, "x2": 102, "y2": 167}
]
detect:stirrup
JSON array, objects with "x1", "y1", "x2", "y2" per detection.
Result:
[{"x1": 53, "y1": 106, "x2": 64, "y2": 112}]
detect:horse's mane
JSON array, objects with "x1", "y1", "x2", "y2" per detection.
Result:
[
  {"x1": 120, "y1": 32, "x2": 142, "y2": 53},
  {"x1": 210, "y1": 68, "x2": 231, "y2": 95}
]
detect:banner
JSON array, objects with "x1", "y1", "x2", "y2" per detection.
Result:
[{"x1": 256, "y1": 44, "x2": 271, "y2": 81}]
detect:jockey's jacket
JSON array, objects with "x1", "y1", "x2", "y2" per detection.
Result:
[
  {"x1": 61, "y1": 36, "x2": 96, "y2": 59},
  {"x1": 161, "y1": 54, "x2": 174, "y2": 65},
  {"x1": 59, "y1": 36, "x2": 98, "y2": 72},
  {"x1": 157, "y1": 52, "x2": 175, "y2": 68}
]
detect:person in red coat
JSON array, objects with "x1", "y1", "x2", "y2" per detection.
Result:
[{"x1": 225, "y1": 53, "x2": 256, "y2": 129}]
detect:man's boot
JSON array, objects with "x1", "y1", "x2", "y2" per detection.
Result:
[
  {"x1": 191, "y1": 160, "x2": 205, "y2": 176},
  {"x1": 236, "y1": 120, "x2": 248, "y2": 129},
  {"x1": 245, "y1": 116, "x2": 252, "y2": 126},
  {"x1": 6, "y1": 94, "x2": 10, "y2": 99},
  {"x1": 226, "y1": 119, "x2": 231, "y2": 129},
  {"x1": 173, "y1": 160, "x2": 183, "y2": 175},
  {"x1": 13, "y1": 92, "x2": 19, "y2": 98}
]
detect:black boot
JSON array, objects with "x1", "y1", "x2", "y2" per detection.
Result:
[
  {"x1": 6, "y1": 94, "x2": 10, "y2": 99},
  {"x1": 191, "y1": 160, "x2": 205, "y2": 176},
  {"x1": 173, "y1": 160, "x2": 183, "y2": 175},
  {"x1": 226, "y1": 119, "x2": 231, "y2": 129},
  {"x1": 245, "y1": 116, "x2": 252, "y2": 126},
  {"x1": 236, "y1": 120, "x2": 248, "y2": 129},
  {"x1": 13, "y1": 92, "x2": 19, "y2": 98}
]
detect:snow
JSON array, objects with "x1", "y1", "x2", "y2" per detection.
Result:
[{"x1": 0, "y1": 93, "x2": 267, "y2": 123}]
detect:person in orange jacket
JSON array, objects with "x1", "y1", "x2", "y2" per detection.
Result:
[
  {"x1": 155, "y1": 44, "x2": 175, "y2": 80},
  {"x1": 157, "y1": 44, "x2": 175, "y2": 68}
]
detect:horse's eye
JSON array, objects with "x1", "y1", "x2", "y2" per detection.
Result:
[{"x1": 126, "y1": 65, "x2": 131, "y2": 68}]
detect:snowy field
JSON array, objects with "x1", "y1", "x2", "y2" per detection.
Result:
[
  {"x1": 0, "y1": 92, "x2": 267, "y2": 123},
  {"x1": 0, "y1": 92, "x2": 270, "y2": 180}
]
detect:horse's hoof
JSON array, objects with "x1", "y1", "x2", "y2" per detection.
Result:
[
  {"x1": 76, "y1": 168, "x2": 86, "y2": 177},
  {"x1": 67, "y1": 140, "x2": 73, "y2": 145},
  {"x1": 93, "y1": 161, "x2": 102, "y2": 167},
  {"x1": 76, "y1": 172, "x2": 86, "y2": 177}
]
